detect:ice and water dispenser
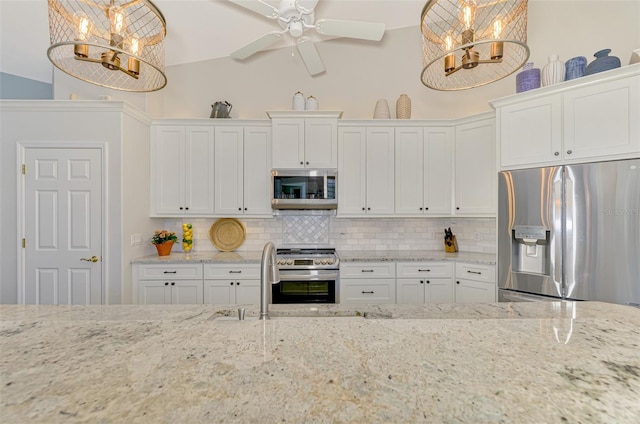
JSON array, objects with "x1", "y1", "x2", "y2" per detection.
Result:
[{"x1": 512, "y1": 225, "x2": 551, "y2": 275}]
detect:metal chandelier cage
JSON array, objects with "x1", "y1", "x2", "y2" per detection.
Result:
[
  {"x1": 47, "y1": 0, "x2": 167, "y2": 92},
  {"x1": 421, "y1": 0, "x2": 529, "y2": 91}
]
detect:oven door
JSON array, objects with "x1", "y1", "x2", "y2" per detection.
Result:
[{"x1": 272, "y1": 269, "x2": 338, "y2": 304}]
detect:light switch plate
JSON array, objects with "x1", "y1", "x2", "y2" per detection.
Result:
[{"x1": 130, "y1": 234, "x2": 143, "y2": 246}]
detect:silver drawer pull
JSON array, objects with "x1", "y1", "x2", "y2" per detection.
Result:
[
  {"x1": 228, "y1": 270, "x2": 242, "y2": 274},
  {"x1": 361, "y1": 270, "x2": 374, "y2": 273},
  {"x1": 467, "y1": 270, "x2": 482, "y2": 275},
  {"x1": 418, "y1": 269, "x2": 431, "y2": 272},
  {"x1": 361, "y1": 291, "x2": 375, "y2": 294},
  {"x1": 163, "y1": 271, "x2": 177, "y2": 274}
]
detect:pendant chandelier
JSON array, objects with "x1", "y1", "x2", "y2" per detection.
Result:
[
  {"x1": 47, "y1": 0, "x2": 167, "y2": 92},
  {"x1": 421, "y1": 0, "x2": 529, "y2": 91}
]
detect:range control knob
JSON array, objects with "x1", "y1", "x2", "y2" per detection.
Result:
[
  {"x1": 287, "y1": 259, "x2": 294, "y2": 265},
  {"x1": 314, "y1": 259, "x2": 321, "y2": 265},
  {"x1": 327, "y1": 258, "x2": 334, "y2": 265}
]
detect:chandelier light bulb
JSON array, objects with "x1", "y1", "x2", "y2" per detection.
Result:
[
  {"x1": 73, "y1": 11, "x2": 92, "y2": 58},
  {"x1": 493, "y1": 17, "x2": 503, "y2": 39},
  {"x1": 109, "y1": 5, "x2": 125, "y2": 48},
  {"x1": 130, "y1": 35, "x2": 140, "y2": 55},
  {"x1": 491, "y1": 16, "x2": 504, "y2": 59},
  {"x1": 461, "y1": 0, "x2": 476, "y2": 31},
  {"x1": 128, "y1": 34, "x2": 141, "y2": 75},
  {"x1": 444, "y1": 34, "x2": 456, "y2": 72}
]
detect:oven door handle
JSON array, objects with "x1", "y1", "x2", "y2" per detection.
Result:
[{"x1": 278, "y1": 272, "x2": 339, "y2": 281}]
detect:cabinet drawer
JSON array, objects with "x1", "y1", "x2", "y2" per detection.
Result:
[
  {"x1": 397, "y1": 262, "x2": 453, "y2": 278},
  {"x1": 340, "y1": 262, "x2": 395, "y2": 278},
  {"x1": 455, "y1": 263, "x2": 495, "y2": 283},
  {"x1": 204, "y1": 264, "x2": 260, "y2": 279},
  {"x1": 340, "y1": 279, "x2": 396, "y2": 304},
  {"x1": 137, "y1": 264, "x2": 203, "y2": 280}
]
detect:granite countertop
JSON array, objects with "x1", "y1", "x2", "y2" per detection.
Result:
[
  {"x1": 1, "y1": 302, "x2": 639, "y2": 423},
  {"x1": 132, "y1": 250, "x2": 496, "y2": 265}
]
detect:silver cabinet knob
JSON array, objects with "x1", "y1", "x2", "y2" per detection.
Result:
[
  {"x1": 554, "y1": 152, "x2": 560, "y2": 156},
  {"x1": 567, "y1": 150, "x2": 573, "y2": 155}
]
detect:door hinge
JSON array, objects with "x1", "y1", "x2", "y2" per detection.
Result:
[
  {"x1": 22, "y1": 164, "x2": 26, "y2": 175},
  {"x1": 22, "y1": 238, "x2": 26, "y2": 248}
]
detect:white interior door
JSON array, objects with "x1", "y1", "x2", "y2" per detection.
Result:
[{"x1": 23, "y1": 148, "x2": 103, "y2": 304}]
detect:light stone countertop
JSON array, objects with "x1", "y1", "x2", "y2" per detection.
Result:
[
  {"x1": 132, "y1": 250, "x2": 496, "y2": 265},
  {"x1": 1, "y1": 302, "x2": 639, "y2": 423}
]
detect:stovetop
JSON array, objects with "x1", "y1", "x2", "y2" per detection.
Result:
[{"x1": 276, "y1": 248, "x2": 339, "y2": 270}]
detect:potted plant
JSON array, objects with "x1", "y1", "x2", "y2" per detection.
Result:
[{"x1": 151, "y1": 230, "x2": 178, "y2": 256}]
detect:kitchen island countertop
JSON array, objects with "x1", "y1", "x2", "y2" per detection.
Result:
[
  {"x1": 131, "y1": 250, "x2": 496, "y2": 265},
  {"x1": 1, "y1": 301, "x2": 639, "y2": 423}
]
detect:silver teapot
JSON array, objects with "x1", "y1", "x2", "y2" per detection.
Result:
[{"x1": 210, "y1": 101, "x2": 232, "y2": 118}]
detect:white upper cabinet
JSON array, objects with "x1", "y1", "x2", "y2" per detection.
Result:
[
  {"x1": 151, "y1": 126, "x2": 214, "y2": 216},
  {"x1": 214, "y1": 125, "x2": 272, "y2": 216},
  {"x1": 395, "y1": 127, "x2": 453, "y2": 215},
  {"x1": 454, "y1": 115, "x2": 496, "y2": 216},
  {"x1": 494, "y1": 65, "x2": 640, "y2": 169},
  {"x1": 338, "y1": 126, "x2": 395, "y2": 216},
  {"x1": 269, "y1": 112, "x2": 340, "y2": 169}
]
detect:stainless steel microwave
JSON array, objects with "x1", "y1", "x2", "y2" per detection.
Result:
[{"x1": 271, "y1": 169, "x2": 337, "y2": 209}]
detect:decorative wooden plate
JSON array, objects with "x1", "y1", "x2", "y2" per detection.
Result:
[{"x1": 209, "y1": 218, "x2": 246, "y2": 252}]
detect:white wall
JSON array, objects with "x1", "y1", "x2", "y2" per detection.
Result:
[
  {"x1": 158, "y1": 1, "x2": 640, "y2": 120},
  {"x1": 0, "y1": 101, "x2": 153, "y2": 304}
]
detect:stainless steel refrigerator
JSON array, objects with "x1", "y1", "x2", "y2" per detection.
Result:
[{"x1": 498, "y1": 159, "x2": 640, "y2": 306}]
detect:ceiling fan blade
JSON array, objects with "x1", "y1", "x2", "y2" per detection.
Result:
[
  {"x1": 296, "y1": 38, "x2": 325, "y2": 76},
  {"x1": 296, "y1": 0, "x2": 320, "y2": 12},
  {"x1": 227, "y1": 0, "x2": 279, "y2": 19},
  {"x1": 230, "y1": 31, "x2": 284, "y2": 60},
  {"x1": 315, "y1": 19, "x2": 386, "y2": 41}
]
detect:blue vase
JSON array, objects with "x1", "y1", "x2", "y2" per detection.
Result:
[
  {"x1": 516, "y1": 63, "x2": 540, "y2": 93},
  {"x1": 565, "y1": 56, "x2": 587, "y2": 80},
  {"x1": 584, "y1": 49, "x2": 621, "y2": 76}
]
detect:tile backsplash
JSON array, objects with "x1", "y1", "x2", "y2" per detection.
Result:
[{"x1": 160, "y1": 215, "x2": 496, "y2": 254}]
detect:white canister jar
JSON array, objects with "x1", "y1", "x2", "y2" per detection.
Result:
[
  {"x1": 305, "y1": 95, "x2": 318, "y2": 110},
  {"x1": 541, "y1": 54, "x2": 565, "y2": 87},
  {"x1": 293, "y1": 91, "x2": 305, "y2": 110}
]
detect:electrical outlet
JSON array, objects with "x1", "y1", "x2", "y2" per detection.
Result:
[
  {"x1": 130, "y1": 234, "x2": 142, "y2": 246},
  {"x1": 474, "y1": 232, "x2": 481, "y2": 241}
]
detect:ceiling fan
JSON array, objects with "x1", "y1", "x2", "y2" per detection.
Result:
[{"x1": 227, "y1": 0, "x2": 386, "y2": 76}]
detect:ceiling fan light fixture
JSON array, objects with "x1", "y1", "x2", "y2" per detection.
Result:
[
  {"x1": 421, "y1": 0, "x2": 529, "y2": 91},
  {"x1": 47, "y1": 0, "x2": 167, "y2": 92}
]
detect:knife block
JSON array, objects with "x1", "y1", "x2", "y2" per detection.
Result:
[{"x1": 444, "y1": 235, "x2": 458, "y2": 253}]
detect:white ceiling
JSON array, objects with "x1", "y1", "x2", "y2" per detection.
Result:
[{"x1": 0, "y1": 0, "x2": 427, "y2": 83}]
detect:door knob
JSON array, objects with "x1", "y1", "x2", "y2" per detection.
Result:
[{"x1": 80, "y1": 256, "x2": 99, "y2": 263}]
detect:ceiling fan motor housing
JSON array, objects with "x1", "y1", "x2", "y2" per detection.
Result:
[{"x1": 277, "y1": 0, "x2": 315, "y2": 37}]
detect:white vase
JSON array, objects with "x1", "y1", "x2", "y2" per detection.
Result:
[
  {"x1": 541, "y1": 54, "x2": 565, "y2": 87},
  {"x1": 373, "y1": 99, "x2": 390, "y2": 119},
  {"x1": 292, "y1": 91, "x2": 305, "y2": 110},
  {"x1": 396, "y1": 94, "x2": 411, "y2": 119}
]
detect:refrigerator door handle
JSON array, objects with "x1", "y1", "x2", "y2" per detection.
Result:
[
  {"x1": 552, "y1": 169, "x2": 564, "y2": 297},
  {"x1": 564, "y1": 168, "x2": 576, "y2": 299}
]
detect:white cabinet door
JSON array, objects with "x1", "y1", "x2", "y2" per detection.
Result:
[
  {"x1": 395, "y1": 127, "x2": 424, "y2": 215},
  {"x1": 139, "y1": 281, "x2": 171, "y2": 304},
  {"x1": 151, "y1": 126, "x2": 185, "y2": 215},
  {"x1": 305, "y1": 119, "x2": 338, "y2": 168},
  {"x1": 395, "y1": 127, "x2": 453, "y2": 216},
  {"x1": 455, "y1": 118, "x2": 496, "y2": 215},
  {"x1": 564, "y1": 76, "x2": 640, "y2": 161},
  {"x1": 424, "y1": 127, "x2": 454, "y2": 215},
  {"x1": 498, "y1": 95, "x2": 563, "y2": 167},
  {"x1": 151, "y1": 126, "x2": 214, "y2": 216},
  {"x1": 425, "y1": 278, "x2": 455, "y2": 303},
  {"x1": 243, "y1": 126, "x2": 272, "y2": 215},
  {"x1": 203, "y1": 280, "x2": 234, "y2": 304},
  {"x1": 215, "y1": 126, "x2": 244, "y2": 215},
  {"x1": 235, "y1": 280, "x2": 260, "y2": 304},
  {"x1": 366, "y1": 127, "x2": 395, "y2": 215},
  {"x1": 455, "y1": 279, "x2": 495, "y2": 303},
  {"x1": 338, "y1": 127, "x2": 367, "y2": 215},
  {"x1": 396, "y1": 278, "x2": 425, "y2": 304},
  {"x1": 171, "y1": 281, "x2": 204, "y2": 304},
  {"x1": 184, "y1": 127, "x2": 215, "y2": 215},
  {"x1": 272, "y1": 119, "x2": 304, "y2": 168}
]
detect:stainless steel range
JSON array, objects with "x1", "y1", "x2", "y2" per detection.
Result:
[{"x1": 272, "y1": 248, "x2": 340, "y2": 304}]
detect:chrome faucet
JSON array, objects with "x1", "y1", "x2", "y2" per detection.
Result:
[{"x1": 259, "y1": 242, "x2": 280, "y2": 320}]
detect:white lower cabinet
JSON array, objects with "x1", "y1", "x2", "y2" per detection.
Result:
[
  {"x1": 396, "y1": 262, "x2": 454, "y2": 304},
  {"x1": 135, "y1": 264, "x2": 204, "y2": 304},
  {"x1": 454, "y1": 262, "x2": 496, "y2": 303},
  {"x1": 340, "y1": 262, "x2": 396, "y2": 304},
  {"x1": 203, "y1": 264, "x2": 260, "y2": 304}
]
